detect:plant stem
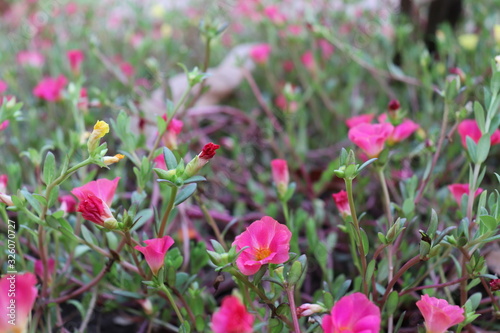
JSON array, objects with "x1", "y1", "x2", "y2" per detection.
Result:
[
  {"x1": 158, "y1": 187, "x2": 178, "y2": 237},
  {"x1": 159, "y1": 283, "x2": 185, "y2": 325},
  {"x1": 287, "y1": 285, "x2": 302, "y2": 333},
  {"x1": 344, "y1": 178, "x2": 368, "y2": 295},
  {"x1": 415, "y1": 101, "x2": 450, "y2": 204},
  {"x1": 195, "y1": 194, "x2": 226, "y2": 250},
  {"x1": 380, "y1": 255, "x2": 422, "y2": 308}
]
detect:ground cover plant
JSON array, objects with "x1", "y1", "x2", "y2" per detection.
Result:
[{"x1": 1, "y1": 0, "x2": 500, "y2": 332}]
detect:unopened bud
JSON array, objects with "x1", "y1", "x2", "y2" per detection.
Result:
[
  {"x1": 103, "y1": 154, "x2": 125, "y2": 166},
  {"x1": 296, "y1": 303, "x2": 326, "y2": 317},
  {"x1": 87, "y1": 120, "x2": 109, "y2": 153}
]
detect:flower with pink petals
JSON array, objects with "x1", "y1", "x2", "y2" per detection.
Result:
[
  {"x1": 58, "y1": 195, "x2": 77, "y2": 214},
  {"x1": 211, "y1": 295, "x2": 254, "y2": 333},
  {"x1": 457, "y1": 119, "x2": 500, "y2": 148},
  {"x1": 71, "y1": 178, "x2": 120, "y2": 228},
  {"x1": 388, "y1": 119, "x2": 420, "y2": 144},
  {"x1": 232, "y1": 216, "x2": 291, "y2": 275},
  {"x1": 416, "y1": 294, "x2": 464, "y2": 333},
  {"x1": 161, "y1": 116, "x2": 184, "y2": 150},
  {"x1": 120, "y1": 62, "x2": 135, "y2": 78},
  {"x1": 448, "y1": 183, "x2": 483, "y2": 206},
  {"x1": 67, "y1": 49, "x2": 84, "y2": 74},
  {"x1": 16, "y1": 50, "x2": 45, "y2": 68},
  {"x1": 332, "y1": 190, "x2": 351, "y2": 218},
  {"x1": 0, "y1": 174, "x2": 13, "y2": 206},
  {"x1": 271, "y1": 159, "x2": 289, "y2": 198},
  {"x1": 322, "y1": 292, "x2": 381, "y2": 333},
  {"x1": 34, "y1": 258, "x2": 56, "y2": 283},
  {"x1": 263, "y1": 5, "x2": 286, "y2": 25},
  {"x1": 0, "y1": 80, "x2": 7, "y2": 94},
  {"x1": 249, "y1": 44, "x2": 272, "y2": 64},
  {"x1": 301, "y1": 51, "x2": 315, "y2": 71},
  {"x1": 348, "y1": 123, "x2": 394, "y2": 158},
  {"x1": 33, "y1": 75, "x2": 67, "y2": 102},
  {"x1": 154, "y1": 154, "x2": 168, "y2": 170},
  {"x1": 346, "y1": 114, "x2": 375, "y2": 129},
  {"x1": 0, "y1": 120, "x2": 9, "y2": 131},
  {"x1": 297, "y1": 303, "x2": 325, "y2": 317},
  {"x1": 135, "y1": 235, "x2": 175, "y2": 276},
  {"x1": 0, "y1": 273, "x2": 38, "y2": 332},
  {"x1": 318, "y1": 39, "x2": 335, "y2": 59}
]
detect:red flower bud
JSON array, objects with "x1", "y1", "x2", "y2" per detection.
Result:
[{"x1": 199, "y1": 142, "x2": 220, "y2": 160}]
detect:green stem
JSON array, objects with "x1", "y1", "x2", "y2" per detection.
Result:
[
  {"x1": 157, "y1": 187, "x2": 178, "y2": 237},
  {"x1": 344, "y1": 178, "x2": 368, "y2": 295},
  {"x1": 159, "y1": 283, "x2": 185, "y2": 325},
  {"x1": 147, "y1": 88, "x2": 192, "y2": 161}
]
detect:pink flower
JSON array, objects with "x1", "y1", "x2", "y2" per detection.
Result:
[
  {"x1": 211, "y1": 296, "x2": 254, "y2": 333},
  {"x1": 490, "y1": 279, "x2": 500, "y2": 291},
  {"x1": 232, "y1": 216, "x2": 292, "y2": 275},
  {"x1": 348, "y1": 123, "x2": 394, "y2": 158},
  {"x1": 0, "y1": 80, "x2": 7, "y2": 94},
  {"x1": 388, "y1": 99, "x2": 400, "y2": 111},
  {"x1": 416, "y1": 294, "x2": 464, "y2": 333},
  {"x1": 0, "y1": 273, "x2": 38, "y2": 332},
  {"x1": 134, "y1": 235, "x2": 174, "y2": 276},
  {"x1": 34, "y1": 258, "x2": 56, "y2": 281},
  {"x1": 78, "y1": 87, "x2": 89, "y2": 110},
  {"x1": 283, "y1": 60, "x2": 294, "y2": 72},
  {"x1": 67, "y1": 49, "x2": 84, "y2": 74},
  {"x1": 263, "y1": 5, "x2": 286, "y2": 25},
  {"x1": 58, "y1": 195, "x2": 77, "y2": 214},
  {"x1": 71, "y1": 178, "x2": 120, "y2": 227},
  {"x1": 345, "y1": 114, "x2": 375, "y2": 129},
  {"x1": 448, "y1": 183, "x2": 483, "y2": 206},
  {"x1": 161, "y1": 116, "x2": 184, "y2": 150},
  {"x1": 249, "y1": 44, "x2": 272, "y2": 64},
  {"x1": 33, "y1": 75, "x2": 67, "y2": 102},
  {"x1": 271, "y1": 159, "x2": 289, "y2": 197},
  {"x1": 457, "y1": 119, "x2": 500, "y2": 148},
  {"x1": 332, "y1": 190, "x2": 351, "y2": 218},
  {"x1": 154, "y1": 154, "x2": 167, "y2": 170},
  {"x1": 322, "y1": 292, "x2": 381, "y2": 333},
  {"x1": 0, "y1": 174, "x2": 13, "y2": 206},
  {"x1": 0, "y1": 120, "x2": 9, "y2": 131},
  {"x1": 120, "y1": 62, "x2": 135, "y2": 78},
  {"x1": 301, "y1": 51, "x2": 315, "y2": 71},
  {"x1": 16, "y1": 51, "x2": 45, "y2": 67},
  {"x1": 388, "y1": 119, "x2": 420, "y2": 144},
  {"x1": 318, "y1": 39, "x2": 335, "y2": 59}
]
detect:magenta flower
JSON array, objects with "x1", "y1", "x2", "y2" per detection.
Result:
[
  {"x1": 263, "y1": 6, "x2": 286, "y2": 25},
  {"x1": 416, "y1": 294, "x2": 464, "y2": 333},
  {"x1": 67, "y1": 49, "x2": 84, "y2": 74},
  {"x1": 301, "y1": 51, "x2": 315, "y2": 71},
  {"x1": 0, "y1": 174, "x2": 13, "y2": 206},
  {"x1": 0, "y1": 273, "x2": 38, "y2": 332},
  {"x1": 322, "y1": 292, "x2": 380, "y2": 333},
  {"x1": 0, "y1": 80, "x2": 7, "y2": 94},
  {"x1": 332, "y1": 190, "x2": 351, "y2": 218},
  {"x1": 348, "y1": 123, "x2": 394, "y2": 158},
  {"x1": 135, "y1": 235, "x2": 175, "y2": 276},
  {"x1": 16, "y1": 50, "x2": 45, "y2": 68},
  {"x1": 58, "y1": 195, "x2": 77, "y2": 214},
  {"x1": 271, "y1": 159, "x2": 289, "y2": 197},
  {"x1": 232, "y1": 216, "x2": 292, "y2": 275},
  {"x1": 161, "y1": 116, "x2": 184, "y2": 150},
  {"x1": 249, "y1": 44, "x2": 272, "y2": 64},
  {"x1": 71, "y1": 177, "x2": 120, "y2": 228},
  {"x1": 345, "y1": 114, "x2": 375, "y2": 129},
  {"x1": 33, "y1": 75, "x2": 67, "y2": 102},
  {"x1": 211, "y1": 296, "x2": 254, "y2": 333},
  {"x1": 457, "y1": 119, "x2": 500, "y2": 148},
  {"x1": 0, "y1": 120, "x2": 9, "y2": 131},
  {"x1": 318, "y1": 39, "x2": 335, "y2": 59},
  {"x1": 448, "y1": 183, "x2": 483, "y2": 206},
  {"x1": 34, "y1": 258, "x2": 56, "y2": 283},
  {"x1": 120, "y1": 62, "x2": 135, "y2": 78},
  {"x1": 154, "y1": 154, "x2": 168, "y2": 170},
  {"x1": 389, "y1": 119, "x2": 420, "y2": 144}
]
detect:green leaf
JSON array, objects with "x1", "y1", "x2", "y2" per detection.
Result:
[
  {"x1": 360, "y1": 228, "x2": 369, "y2": 256},
  {"x1": 386, "y1": 291, "x2": 399, "y2": 314},
  {"x1": 174, "y1": 184, "x2": 197, "y2": 206},
  {"x1": 163, "y1": 147, "x2": 178, "y2": 169},
  {"x1": 474, "y1": 102, "x2": 485, "y2": 132},
  {"x1": 365, "y1": 260, "x2": 376, "y2": 282},
  {"x1": 183, "y1": 175, "x2": 207, "y2": 184},
  {"x1": 428, "y1": 209, "x2": 438, "y2": 237},
  {"x1": 81, "y1": 225, "x2": 97, "y2": 245},
  {"x1": 476, "y1": 135, "x2": 491, "y2": 163},
  {"x1": 466, "y1": 136, "x2": 477, "y2": 163},
  {"x1": 42, "y1": 152, "x2": 56, "y2": 185},
  {"x1": 21, "y1": 190, "x2": 42, "y2": 215}
]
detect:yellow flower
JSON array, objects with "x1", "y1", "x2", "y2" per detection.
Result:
[
  {"x1": 88, "y1": 120, "x2": 110, "y2": 153},
  {"x1": 458, "y1": 34, "x2": 479, "y2": 51},
  {"x1": 103, "y1": 154, "x2": 125, "y2": 166},
  {"x1": 150, "y1": 4, "x2": 165, "y2": 19},
  {"x1": 161, "y1": 24, "x2": 172, "y2": 39},
  {"x1": 494, "y1": 25, "x2": 500, "y2": 44}
]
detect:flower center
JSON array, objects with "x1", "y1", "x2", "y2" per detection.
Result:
[{"x1": 254, "y1": 247, "x2": 271, "y2": 260}]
